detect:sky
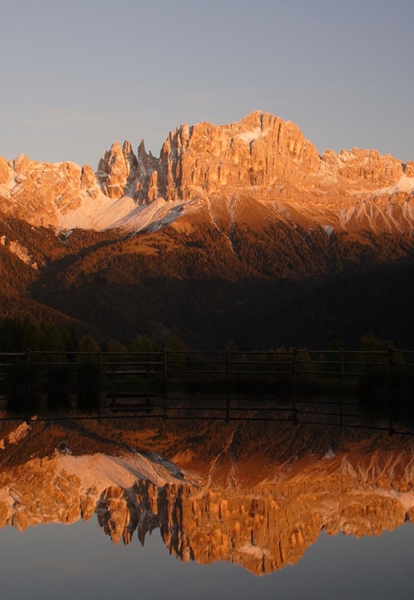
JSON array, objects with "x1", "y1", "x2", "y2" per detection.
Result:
[{"x1": 0, "y1": 0, "x2": 413, "y2": 167}]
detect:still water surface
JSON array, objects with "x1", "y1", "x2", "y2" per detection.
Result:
[
  {"x1": 0, "y1": 519, "x2": 413, "y2": 600},
  {"x1": 0, "y1": 417, "x2": 413, "y2": 599}
]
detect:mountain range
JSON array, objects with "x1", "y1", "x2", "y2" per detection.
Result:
[
  {"x1": 1, "y1": 111, "x2": 413, "y2": 348},
  {"x1": 0, "y1": 419, "x2": 412, "y2": 575}
]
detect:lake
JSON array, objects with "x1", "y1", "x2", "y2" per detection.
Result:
[{"x1": 0, "y1": 417, "x2": 413, "y2": 599}]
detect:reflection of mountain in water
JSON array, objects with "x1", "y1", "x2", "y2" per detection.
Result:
[{"x1": 0, "y1": 419, "x2": 413, "y2": 575}]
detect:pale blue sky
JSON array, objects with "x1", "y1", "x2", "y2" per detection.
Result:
[{"x1": 1, "y1": 0, "x2": 413, "y2": 167}]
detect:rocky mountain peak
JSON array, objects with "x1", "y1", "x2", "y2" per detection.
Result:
[
  {"x1": 0, "y1": 111, "x2": 413, "y2": 234},
  {"x1": 122, "y1": 140, "x2": 133, "y2": 156},
  {"x1": 13, "y1": 153, "x2": 31, "y2": 174},
  {"x1": 96, "y1": 140, "x2": 151, "y2": 201},
  {"x1": 97, "y1": 141, "x2": 132, "y2": 199},
  {"x1": 0, "y1": 156, "x2": 10, "y2": 184},
  {"x1": 149, "y1": 110, "x2": 322, "y2": 203}
]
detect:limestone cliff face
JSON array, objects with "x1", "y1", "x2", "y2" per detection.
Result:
[
  {"x1": 0, "y1": 111, "x2": 413, "y2": 234},
  {"x1": 0, "y1": 454, "x2": 97, "y2": 532},
  {"x1": 0, "y1": 154, "x2": 102, "y2": 228},
  {"x1": 148, "y1": 111, "x2": 414, "y2": 234},
  {"x1": 0, "y1": 425, "x2": 413, "y2": 576},
  {"x1": 0, "y1": 157, "x2": 10, "y2": 185},
  {"x1": 0, "y1": 449, "x2": 185, "y2": 534},
  {"x1": 154, "y1": 111, "x2": 321, "y2": 202},
  {"x1": 97, "y1": 141, "x2": 140, "y2": 199}
]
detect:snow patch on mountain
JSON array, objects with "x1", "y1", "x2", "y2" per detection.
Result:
[
  {"x1": 57, "y1": 451, "x2": 185, "y2": 490},
  {"x1": 236, "y1": 127, "x2": 269, "y2": 143},
  {"x1": 323, "y1": 226, "x2": 334, "y2": 237},
  {"x1": 109, "y1": 198, "x2": 188, "y2": 233},
  {"x1": 384, "y1": 174, "x2": 414, "y2": 196},
  {"x1": 58, "y1": 190, "x2": 136, "y2": 231}
]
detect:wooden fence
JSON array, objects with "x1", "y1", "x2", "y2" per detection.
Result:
[
  {"x1": 0, "y1": 347, "x2": 413, "y2": 381},
  {"x1": 0, "y1": 348, "x2": 414, "y2": 436},
  {"x1": 0, "y1": 348, "x2": 414, "y2": 382}
]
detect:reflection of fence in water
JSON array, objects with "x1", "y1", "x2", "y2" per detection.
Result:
[
  {"x1": 101, "y1": 394, "x2": 412, "y2": 437},
  {"x1": 0, "y1": 348, "x2": 413, "y2": 435}
]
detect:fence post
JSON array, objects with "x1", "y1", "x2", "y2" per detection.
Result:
[
  {"x1": 388, "y1": 413, "x2": 394, "y2": 436},
  {"x1": 291, "y1": 396, "x2": 297, "y2": 425},
  {"x1": 339, "y1": 348, "x2": 344, "y2": 387},
  {"x1": 226, "y1": 349, "x2": 231, "y2": 377},
  {"x1": 292, "y1": 348, "x2": 297, "y2": 384},
  {"x1": 388, "y1": 347, "x2": 394, "y2": 433},
  {"x1": 339, "y1": 348, "x2": 344, "y2": 427},
  {"x1": 388, "y1": 347, "x2": 394, "y2": 377},
  {"x1": 292, "y1": 348, "x2": 298, "y2": 424}
]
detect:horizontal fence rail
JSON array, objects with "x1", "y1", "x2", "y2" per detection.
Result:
[
  {"x1": 0, "y1": 347, "x2": 413, "y2": 378},
  {"x1": 0, "y1": 347, "x2": 414, "y2": 436},
  {"x1": 0, "y1": 391, "x2": 411, "y2": 437}
]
